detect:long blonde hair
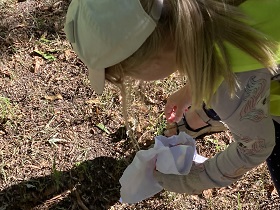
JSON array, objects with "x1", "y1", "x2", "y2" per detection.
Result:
[{"x1": 106, "y1": 0, "x2": 278, "y2": 109}]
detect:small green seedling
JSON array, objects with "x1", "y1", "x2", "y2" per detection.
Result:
[
  {"x1": 34, "y1": 50, "x2": 56, "y2": 61},
  {"x1": 96, "y1": 123, "x2": 110, "y2": 134}
]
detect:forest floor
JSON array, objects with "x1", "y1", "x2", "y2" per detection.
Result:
[{"x1": 0, "y1": 0, "x2": 279, "y2": 209}]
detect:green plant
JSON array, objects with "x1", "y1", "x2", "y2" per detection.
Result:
[
  {"x1": 0, "y1": 151, "x2": 7, "y2": 182},
  {"x1": 0, "y1": 96, "x2": 13, "y2": 121},
  {"x1": 96, "y1": 123, "x2": 110, "y2": 134},
  {"x1": 76, "y1": 161, "x2": 93, "y2": 183},
  {"x1": 0, "y1": 0, "x2": 15, "y2": 8},
  {"x1": 52, "y1": 157, "x2": 62, "y2": 189},
  {"x1": 207, "y1": 138, "x2": 227, "y2": 152},
  {"x1": 154, "y1": 112, "x2": 166, "y2": 136},
  {"x1": 163, "y1": 191, "x2": 178, "y2": 203},
  {"x1": 237, "y1": 192, "x2": 242, "y2": 210},
  {"x1": 34, "y1": 49, "x2": 56, "y2": 61},
  {"x1": 207, "y1": 198, "x2": 214, "y2": 209}
]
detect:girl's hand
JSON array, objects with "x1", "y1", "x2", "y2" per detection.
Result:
[{"x1": 165, "y1": 84, "x2": 192, "y2": 123}]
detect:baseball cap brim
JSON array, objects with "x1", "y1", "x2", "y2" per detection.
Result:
[{"x1": 88, "y1": 68, "x2": 105, "y2": 95}]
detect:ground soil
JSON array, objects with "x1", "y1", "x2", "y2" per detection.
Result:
[{"x1": 0, "y1": 0, "x2": 279, "y2": 209}]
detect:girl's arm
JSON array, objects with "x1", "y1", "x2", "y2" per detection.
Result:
[{"x1": 155, "y1": 68, "x2": 276, "y2": 194}]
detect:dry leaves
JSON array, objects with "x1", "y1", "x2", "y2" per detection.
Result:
[
  {"x1": 85, "y1": 98, "x2": 104, "y2": 105},
  {"x1": 33, "y1": 56, "x2": 44, "y2": 73},
  {"x1": 44, "y1": 94, "x2": 63, "y2": 101}
]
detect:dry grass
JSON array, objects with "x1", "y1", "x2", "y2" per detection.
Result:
[{"x1": 0, "y1": 0, "x2": 279, "y2": 209}]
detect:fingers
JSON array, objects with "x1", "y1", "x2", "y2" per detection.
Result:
[
  {"x1": 165, "y1": 106, "x2": 185, "y2": 123},
  {"x1": 167, "y1": 112, "x2": 176, "y2": 123},
  {"x1": 173, "y1": 107, "x2": 185, "y2": 123},
  {"x1": 165, "y1": 102, "x2": 185, "y2": 123},
  {"x1": 165, "y1": 85, "x2": 191, "y2": 123},
  {"x1": 164, "y1": 102, "x2": 176, "y2": 123}
]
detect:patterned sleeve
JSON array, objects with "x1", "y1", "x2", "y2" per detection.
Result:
[
  {"x1": 154, "y1": 69, "x2": 276, "y2": 194},
  {"x1": 201, "y1": 68, "x2": 276, "y2": 188}
]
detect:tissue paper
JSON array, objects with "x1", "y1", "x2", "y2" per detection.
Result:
[{"x1": 119, "y1": 132, "x2": 207, "y2": 204}]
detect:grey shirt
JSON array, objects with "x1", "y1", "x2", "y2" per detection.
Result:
[
  {"x1": 202, "y1": 67, "x2": 280, "y2": 189},
  {"x1": 154, "y1": 68, "x2": 279, "y2": 194}
]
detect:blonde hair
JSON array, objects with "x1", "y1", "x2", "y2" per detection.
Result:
[{"x1": 106, "y1": 0, "x2": 278, "y2": 108}]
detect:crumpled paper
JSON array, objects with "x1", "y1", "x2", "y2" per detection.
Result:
[{"x1": 119, "y1": 132, "x2": 207, "y2": 204}]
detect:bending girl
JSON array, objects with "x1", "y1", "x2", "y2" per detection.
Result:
[{"x1": 65, "y1": 0, "x2": 280, "y2": 195}]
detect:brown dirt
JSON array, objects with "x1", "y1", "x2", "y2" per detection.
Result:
[{"x1": 0, "y1": 0, "x2": 279, "y2": 209}]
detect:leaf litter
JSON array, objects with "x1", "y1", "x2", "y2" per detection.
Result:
[{"x1": 0, "y1": 0, "x2": 279, "y2": 209}]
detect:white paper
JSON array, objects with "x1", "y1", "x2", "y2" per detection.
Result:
[{"x1": 119, "y1": 132, "x2": 207, "y2": 204}]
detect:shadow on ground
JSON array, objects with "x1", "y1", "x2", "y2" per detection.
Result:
[{"x1": 0, "y1": 156, "x2": 128, "y2": 210}]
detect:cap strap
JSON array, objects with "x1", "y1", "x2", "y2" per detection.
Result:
[{"x1": 149, "y1": 0, "x2": 164, "y2": 22}]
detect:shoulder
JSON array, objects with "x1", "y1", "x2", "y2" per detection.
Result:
[{"x1": 211, "y1": 68, "x2": 272, "y2": 120}]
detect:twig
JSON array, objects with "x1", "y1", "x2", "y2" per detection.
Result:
[{"x1": 74, "y1": 189, "x2": 89, "y2": 210}]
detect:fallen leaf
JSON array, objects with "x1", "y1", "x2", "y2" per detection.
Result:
[
  {"x1": 64, "y1": 49, "x2": 73, "y2": 60},
  {"x1": 44, "y1": 94, "x2": 63, "y2": 101},
  {"x1": 25, "y1": 184, "x2": 36, "y2": 189},
  {"x1": 136, "y1": 124, "x2": 141, "y2": 133},
  {"x1": 272, "y1": 187, "x2": 278, "y2": 196},
  {"x1": 96, "y1": 123, "x2": 110, "y2": 134},
  {"x1": 48, "y1": 138, "x2": 68, "y2": 148},
  {"x1": 202, "y1": 189, "x2": 213, "y2": 199},
  {"x1": 85, "y1": 99, "x2": 105, "y2": 105},
  {"x1": 34, "y1": 50, "x2": 56, "y2": 61},
  {"x1": 139, "y1": 105, "x2": 149, "y2": 112},
  {"x1": 33, "y1": 56, "x2": 44, "y2": 73}
]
